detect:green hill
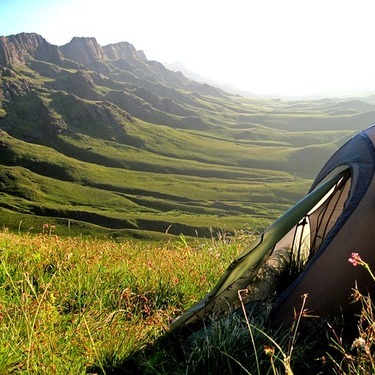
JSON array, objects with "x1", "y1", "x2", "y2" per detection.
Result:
[{"x1": 0, "y1": 33, "x2": 372, "y2": 238}]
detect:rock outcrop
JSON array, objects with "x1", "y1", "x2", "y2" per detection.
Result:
[
  {"x1": 0, "y1": 32, "x2": 224, "y2": 96},
  {"x1": 60, "y1": 37, "x2": 106, "y2": 68},
  {"x1": 103, "y1": 41, "x2": 146, "y2": 63},
  {"x1": 0, "y1": 32, "x2": 227, "y2": 136},
  {"x1": 0, "y1": 33, "x2": 63, "y2": 67}
]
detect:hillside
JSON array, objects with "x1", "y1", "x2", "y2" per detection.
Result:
[{"x1": 0, "y1": 32, "x2": 374, "y2": 238}]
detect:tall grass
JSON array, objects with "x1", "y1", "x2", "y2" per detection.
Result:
[
  {"x1": 328, "y1": 253, "x2": 375, "y2": 374},
  {"x1": 0, "y1": 227, "x2": 248, "y2": 373},
  {"x1": 0, "y1": 228, "x2": 373, "y2": 374}
]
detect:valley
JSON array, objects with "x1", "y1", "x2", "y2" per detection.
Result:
[{"x1": 0, "y1": 33, "x2": 373, "y2": 238}]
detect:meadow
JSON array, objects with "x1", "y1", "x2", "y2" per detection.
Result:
[
  {"x1": 1, "y1": 227, "x2": 373, "y2": 374},
  {"x1": 0, "y1": 227, "x2": 248, "y2": 374}
]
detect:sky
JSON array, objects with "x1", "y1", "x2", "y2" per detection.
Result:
[{"x1": 1, "y1": 0, "x2": 375, "y2": 97}]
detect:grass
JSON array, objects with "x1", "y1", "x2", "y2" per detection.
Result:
[
  {"x1": 2, "y1": 57, "x2": 371, "y2": 237},
  {"x1": 327, "y1": 253, "x2": 375, "y2": 374},
  {"x1": 0, "y1": 227, "x2": 248, "y2": 373},
  {"x1": 0, "y1": 228, "x2": 373, "y2": 374},
  {"x1": 0, "y1": 129, "x2": 312, "y2": 237}
]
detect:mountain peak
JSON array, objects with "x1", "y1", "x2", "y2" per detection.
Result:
[
  {"x1": 60, "y1": 36, "x2": 106, "y2": 68},
  {"x1": 0, "y1": 32, "x2": 63, "y2": 67},
  {"x1": 0, "y1": 32, "x2": 226, "y2": 99},
  {"x1": 103, "y1": 41, "x2": 146, "y2": 63}
]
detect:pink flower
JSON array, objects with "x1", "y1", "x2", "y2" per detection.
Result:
[
  {"x1": 348, "y1": 253, "x2": 362, "y2": 267},
  {"x1": 348, "y1": 253, "x2": 375, "y2": 282}
]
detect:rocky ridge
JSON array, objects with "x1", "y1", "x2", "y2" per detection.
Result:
[
  {"x1": 0, "y1": 33, "x2": 63, "y2": 67},
  {"x1": 0, "y1": 33, "x2": 211, "y2": 93}
]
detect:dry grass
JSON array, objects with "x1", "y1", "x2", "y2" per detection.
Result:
[
  {"x1": 0, "y1": 229, "x2": 373, "y2": 374},
  {"x1": 0, "y1": 228, "x2": 248, "y2": 373}
]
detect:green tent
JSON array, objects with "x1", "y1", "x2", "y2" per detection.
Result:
[{"x1": 170, "y1": 124, "x2": 375, "y2": 333}]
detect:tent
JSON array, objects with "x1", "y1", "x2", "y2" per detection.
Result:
[{"x1": 170, "y1": 124, "x2": 375, "y2": 334}]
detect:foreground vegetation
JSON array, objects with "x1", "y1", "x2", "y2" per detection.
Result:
[
  {"x1": 0, "y1": 227, "x2": 374, "y2": 374},
  {"x1": 0, "y1": 227, "x2": 249, "y2": 373}
]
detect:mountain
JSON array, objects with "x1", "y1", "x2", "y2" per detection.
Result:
[
  {"x1": 166, "y1": 61, "x2": 262, "y2": 98},
  {"x1": 1, "y1": 32, "x2": 375, "y2": 238}
]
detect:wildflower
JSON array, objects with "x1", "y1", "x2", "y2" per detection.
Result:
[
  {"x1": 318, "y1": 355, "x2": 327, "y2": 365},
  {"x1": 351, "y1": 337, "x2": 366, "y2": 350},
  {"x1": 348, "y1": 252, "x2": 375, "y2": 281},
  {"x1": 348, "y1": 252, "x2": 362, "y2": 267},
  {"x1": 264, "y1": 346, "x2": 275, "y2": 356},
  {"x1": 65, "y1": 252, "x2": 73, "y2": 261},
  {"x1": 351, "y1": 288, "x2": 363, "y2": 303}
]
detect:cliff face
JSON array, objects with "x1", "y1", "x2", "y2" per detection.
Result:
[
  {"x1": 0, "y1": 33, "x2": 219, "y2": 95},
  {"x1": 0, "y1": 33, "x2": 148, "y2": 70},
  {"x1": 102, "y1": 41, "x2": 146, "y2": 63},
  {"x1": 60, "y1": 37, "x2": 107, "y2": 68},
  {"x1": 0, "y1": 32, "x2": 227, "y2": 133},
  {"x1": 0, "y1": 33, "x2": 63, "y2": 67},
  {"x1": 0, "y1": 64, "x2": 31, "y2": 103},
  {"x1": 58, "y1": 36, "x2": 189, "y2": 86}
]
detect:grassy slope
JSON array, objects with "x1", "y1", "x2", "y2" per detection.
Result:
[
  {"x1": 0, "y1": 230, "x2": 362, "y2": 374},
  {"x1": 0, "y1": 60, "x2": 371, "y2": 237},
  {"x1": 0, "y1": 230, "x2": 250, "y2": 373}
]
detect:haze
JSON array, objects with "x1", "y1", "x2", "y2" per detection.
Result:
[{"x1": 2, "y1": 0, "x2": 375, "y2": 97}]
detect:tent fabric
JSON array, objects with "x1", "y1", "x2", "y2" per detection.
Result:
[
  {"x1": 169, "y1": 124, "x2": 375, "y2": 334},
  {"x1": 169, "y1": 169, "x2": 349, "y2": 332},
  {"x1": 271, "y1": 126, "x2": 375, "y2": 324}
]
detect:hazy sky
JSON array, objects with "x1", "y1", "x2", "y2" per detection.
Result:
[{"x1": 1, "y1": 0, "x2": 375, "y2": 97}]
